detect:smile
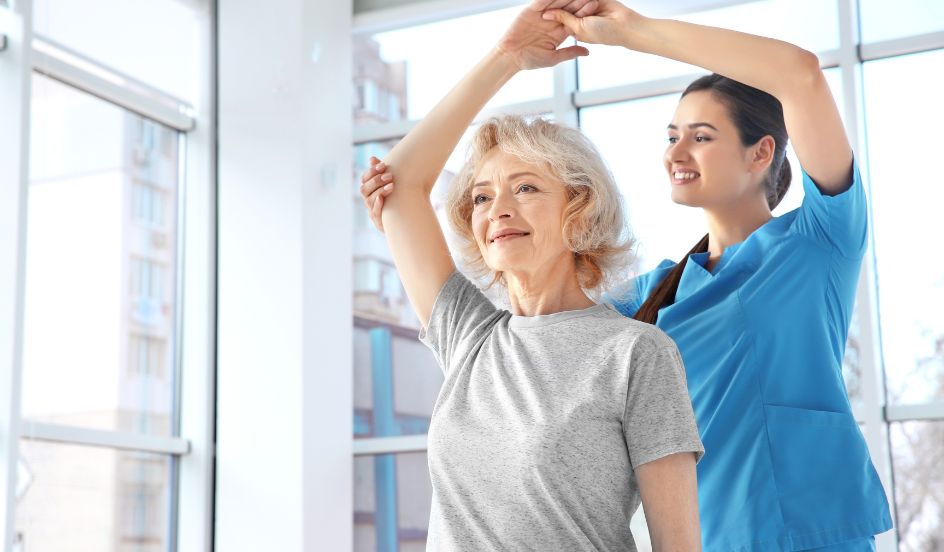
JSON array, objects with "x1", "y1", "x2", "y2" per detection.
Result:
[{"x1": 490, "y1": 232, "x2": 530, "y2": 244}]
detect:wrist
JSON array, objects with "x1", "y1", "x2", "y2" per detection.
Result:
[
  {"x1": 617, "y1": 12, "x2": 651, "y2": 50},
  {"x1": 490, "y1": 44, "x2": 524, "y2": 76}
]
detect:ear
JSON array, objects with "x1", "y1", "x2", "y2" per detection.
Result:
[{"x1": 749, "y1": 135, "x2": 776, "y2": 173}]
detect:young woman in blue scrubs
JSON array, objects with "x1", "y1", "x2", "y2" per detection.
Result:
[{"x1": 540, "y1": 1, "x2": 894, "y2": 551}]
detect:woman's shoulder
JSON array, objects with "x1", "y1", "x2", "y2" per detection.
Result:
[
  {"x1": 596, "y1": 304, "x2": 678, "y2": 351},
  {"x1": 604, "y1": 260, "x2": 677, "y2": 317}
]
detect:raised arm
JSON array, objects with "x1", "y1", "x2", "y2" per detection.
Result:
[
  {"x1": 544, "y1": 0, "x2": 854, "y2": 194},
  {"x1": 363, "y1": 2, "x2": 593, "y2": 328}
]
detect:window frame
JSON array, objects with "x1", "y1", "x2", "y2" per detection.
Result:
[{"x1": 0, "y1": 1, "x2": 217, "y2": 551}]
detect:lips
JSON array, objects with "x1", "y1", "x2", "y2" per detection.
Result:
[{"x1": 489, "y1": 228, "x2": 531, "y2": 243}]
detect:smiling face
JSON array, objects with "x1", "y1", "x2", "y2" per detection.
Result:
[
  {"x1": 470, "y1": 148, "x2": 574, "y2": 278},
  {"x1": 664, "y1": 90, "x2": 772, "y2": 210}
]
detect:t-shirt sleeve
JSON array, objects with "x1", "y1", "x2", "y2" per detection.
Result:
[
  {"x1": 419, "y1": 270, "x2": 504, "y2": 375},
  {"x1": 622, "y1": 332, "x2": 704, "y2": 469},
  {"x1": 791, "y1": 159, "x2": 868, "y2": 259}
]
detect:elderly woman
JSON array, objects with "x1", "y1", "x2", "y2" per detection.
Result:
[{"x1": 358, "y1": 3, "x2": 704, "y2": 551}]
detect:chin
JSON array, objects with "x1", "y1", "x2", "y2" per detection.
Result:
[{"x1": 670, "y1": 189, "x2": 702, "y2": 208}]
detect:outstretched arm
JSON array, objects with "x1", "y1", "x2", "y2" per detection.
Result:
[
  {"x1": 544, "y1": 1, "x2": 853, "y2": 194},
  {"x1": 362, "y1": 2, "x2": 593, "y2": 328}
]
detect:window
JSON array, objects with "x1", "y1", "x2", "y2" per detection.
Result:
[
  {"x1": 32, "y1": 0, "x2": 204, "y2": 102},
  {"x1": 22, "y1": 74, "x2": 178, "y2": 437},
  {"x1": 354, "y1": 452, "x2": 433, "y2": 551},
  {"x1": 863, "y1": 49, "x2": 944, "y2": 405},
  {"x1": 353, "y1": 6, "x2": 553, "y2": 124},
  {"x1": 14, "y1": 441, "x2": 174, "y2": 550},
  {"x1": 889, "y1": 421, "x2": 944, "y2": 550},
  {"x1": 5, "y1": 1, "x2": 211, "y2": 551},
  {"x1": 859, "y1": 0, "x2": 944, "y2": 44}
]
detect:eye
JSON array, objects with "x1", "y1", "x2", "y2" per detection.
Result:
[
  {"x1": 667, "y1": 136, "x2": 679, "y2": 144},
  {"x1": 695, "y1": 135, "x2": 712, "y2": 142},
  {"x1": 516, "y1": 183, "x2": 537, "y2": 193},
  {"x1": 473, "y1": 193, "x2": 490, "y2": 205}
]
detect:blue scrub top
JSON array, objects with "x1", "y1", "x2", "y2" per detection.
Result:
[{"x1": 608, "y1": 162, "x2": 893, "y2": 551}]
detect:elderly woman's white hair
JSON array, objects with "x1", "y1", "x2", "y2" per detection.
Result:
[{"x1": 446, "y1": 115, "x2": 635, "y2": 293}]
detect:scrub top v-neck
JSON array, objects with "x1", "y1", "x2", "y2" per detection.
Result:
[{"x1": 609, "y1": 162, "x2": 892, "y2": 552}]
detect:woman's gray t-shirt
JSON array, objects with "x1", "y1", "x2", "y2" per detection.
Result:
[{"x1": 419, "y1": 271, "x2": 704, "y2": 552}]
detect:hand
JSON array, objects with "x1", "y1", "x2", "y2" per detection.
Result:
[
  {"x1": 359, "y1": 156, "x2": 395, "y2": 233},
  {"x1": 541, "y1": 0, "x2": 643, "y2": 48},
  {"x1": 496, "y1": 1, "x2": 598, "y2": 70}
]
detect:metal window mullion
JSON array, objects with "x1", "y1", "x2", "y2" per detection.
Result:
[
  {"x1": 20, "y1": 421, "x2": 190, "y2": 455},
  {"x1": 353, "y1": 97, "x2": 555, "y2": 144},
  {"x1": 885, "y1": 402, "x2": 944, "y2": 422},
  {"x1": 552, "y1": 50, "x2": 578, "y2": 127},
  {"x1": 838, "y1": 1, "x2": 898, "y2": 551},
  {"x1": 0, "y1": 1, "x2": 31, "y2": 550},
  {"x1": 31, "y1": 40, "x2": 195, "y2": 132},
  {"x1": 860, "y1": 30, "x2": 944, "y2": 62},
  {"x1": 353, "y1": 435, "x2": 428, "y2": 456},
  {"x1": 174, "y1": 1, "x2": 218, "y2": 550}
]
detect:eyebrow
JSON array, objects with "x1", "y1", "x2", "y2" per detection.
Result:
[
  {"x1": 473, "y1": 171, "x2": 542, "y2": 188},
  {"x1": 667, "y1": 122, "x2": 720, "y2": 131}
]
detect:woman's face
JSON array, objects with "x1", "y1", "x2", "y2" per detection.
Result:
[
  {"x1": 470, "y1": 149, "x2": 573, "y2": 277},
  {"x1": 664, "y1": 90, "x2": 769, "y2": 210}
]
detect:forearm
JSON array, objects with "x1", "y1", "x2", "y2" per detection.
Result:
[
  {"x1": 619, "y1": 15, "x2": 820, "y2": 99},
  {"x1": 381, "y1": 48, "x2": 519, "y2": 200}
]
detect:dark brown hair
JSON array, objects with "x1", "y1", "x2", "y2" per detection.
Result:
[{"x1": 634, "y1": 74, "x2": 791, "y2": 324}]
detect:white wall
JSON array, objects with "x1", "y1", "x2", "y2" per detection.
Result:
[{"x1": 217, "y1": 0, "x2": 353, "y2": 549}]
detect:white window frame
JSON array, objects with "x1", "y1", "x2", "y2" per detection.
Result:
[
  {"x1": 350, "y1": 2, "x2": 944, "y2": 552},
  {"x1": 0, "y1": 1, "x2": 217, "y2": 551}
]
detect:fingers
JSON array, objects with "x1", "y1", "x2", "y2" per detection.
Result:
[
  {"x1": 366, "y1": 178, "x2": 394, "y2": 233},
  {"x1": 573, "y1": 0, "x2": 599, "y2": 18},
  {"x1": 549, "y1": 44, "x2": 590, "y2": 64},
  {"x1": 528, "y1": 0, "x2": 575, "y2": 11},
  {"x1": 562, "y1": 0, "x2": 591, "y2": 14},
  {"x1": 359, "y1": 159, "x2": 388, "y2": 199},
  {"x1": 542, "y1": 8, "x2": 581, "y2": 33},
  {"x1": 360, "y1": 156, "x2": 382, "y2": 184}
]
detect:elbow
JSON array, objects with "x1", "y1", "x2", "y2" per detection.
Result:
[{"x1": 788, "y1": 47, "x2": 827, "y2": 95}]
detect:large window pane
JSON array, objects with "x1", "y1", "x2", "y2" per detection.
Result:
[
  {"x1": 863, "y1": 49, "x2": 944, "y2": 404},
  {"x1": 22, "y1": 74, "x2": 179, "y2": 436},
  {"x1": 15, "y1": 440, "x2": 173, "y2": 551},
  {"x1": 577, "y1": 0, "x2": 838, "y2": 91},
  {"x1": 354, "y1": 6, "x2": 553, "y2": 124},
  {"x1": 354, "y1": 452, "x2": 432, "y2": 552},
  {"x1": 32, "y1": 0, "x2": 203, "y2": 102},
  {"x1": 889, "y1": 421, "x2": 944, "y2": 551},
  {"x1": 859, "y1": 0, "x2": 944, "y2": 44}
]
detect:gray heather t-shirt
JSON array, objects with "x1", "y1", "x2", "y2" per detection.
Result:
[{"x1": 419, "y1": 271, "x2": 704, "y2": 552}]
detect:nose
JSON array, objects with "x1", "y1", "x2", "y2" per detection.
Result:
[
  {"x1": 487, "y1": 190, "x2": 515, "y2": 223},
  {"x1": 666, "y1": 138, "x2": 691, "y2": 165}
]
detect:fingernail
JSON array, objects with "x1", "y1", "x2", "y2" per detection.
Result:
[
  {"x1": 384, "y1": 184, "x2": 393, "y2": 191},
  {"x1": 376, "y1": 162, "x2": 385, "y2": 170},
  {"x1": 381, "y1": 173, "x2": 393, "y2": 181},
  {"x1": 542, "y1": 13, "x2": 553, "y2": 19}
]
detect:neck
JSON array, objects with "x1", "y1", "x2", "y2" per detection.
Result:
[
  {"x1": 504, "y1": 259, "x2": 594, "y2": 316},
  {"x1": 703, "y1": 196, "x2": 772, "y2": 262}
]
